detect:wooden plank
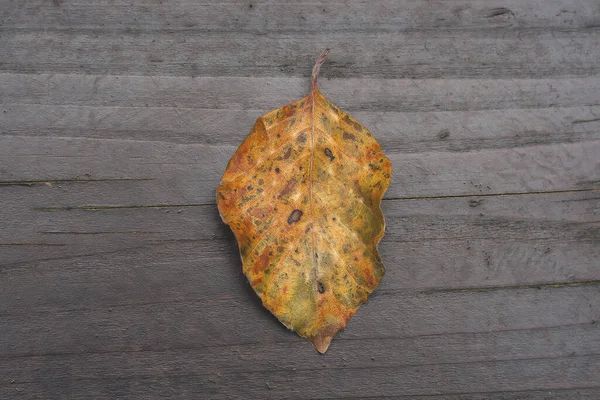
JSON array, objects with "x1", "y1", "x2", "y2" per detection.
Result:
[
  {"x1": 3, "y1": 383, "x2": 600, "y2": 400},
  {"x1": 1, "y1": 30, "x2": 598, "y2": 78},
  {"x1": 1, "y1": 136, "x2": 599, "y2": 201},
  {"x1": 2, "y1": 0, "x2": 598, "y2": 32},
  {"x1": 2, "y1": 74, "x2": 600, "y2": 153},
  {"x1": 3, "y1": 74, "x2": 600, "y2": 112},
  {"x1": 1, "y1": 189, "x2": 598, "y2": 306},
  {"x1": 2, "y1": 284, "x2": 599, "y2": 354},
  {"x1": 1, "y1": 324, "x2": 599, "y2": 398},
  {"x1": 2, "y1": 103, "x2": 599, "y2": 152}
]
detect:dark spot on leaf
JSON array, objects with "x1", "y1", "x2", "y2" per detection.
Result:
[
  {"x1": 438, "y1": 130, "x2": 450, "y2": 140},
  {"x1": 332, "y1": 217, "x2": 336, "y2": 221},
  {"x1": 255, "y1": 247, "x2": 270, "y2": 274},
  {"x1": 324, "y1": 148, "x2": 335, "y2": 161},
  {"x1": 247, "y1": 185, "x2": 253, "y2": 190},
  {"x1": 317, "y1": 282, "x2": 326, "y2": 294},
  {"x1": 287, "y1": 209, "x2": 303, "y2": 224},
  {"x1": 275, "y1": 167, "x2": 280, "y2": 173},
  {"x1": 278, "y1": 178, "x2": 297, "y2": 198},
  {"x1": 298, "y1": 133, "x2": 307, "y2": 143},
  {"x1": 343, "y1": 132, "x2": 357, "y2": 141},
  {"x1": 284, "y1": 147, "x2": 292, "y2": 159},
  {"x1": 258, "y1": 179, "x2": 264, "y2": 185},
  {"x1": 343, "y1": 115, "x2": 363, "y2": 132}
]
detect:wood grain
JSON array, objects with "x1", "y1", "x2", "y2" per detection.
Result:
[{"x1": 0, "y1": 0, "x2": 599, "y2": 398}]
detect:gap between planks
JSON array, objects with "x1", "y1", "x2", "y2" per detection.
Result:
[{"x1": 27, "y1": 187, "x2": 600, "y2": 212}]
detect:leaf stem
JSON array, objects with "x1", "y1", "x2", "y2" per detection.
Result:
[{"x1": 311, "y1": 48, "x2": 330, "y2": 92}]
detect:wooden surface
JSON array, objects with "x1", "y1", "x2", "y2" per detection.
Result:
[{"x1": 1, "y1": 0, "x2": 599, "y2": 398}]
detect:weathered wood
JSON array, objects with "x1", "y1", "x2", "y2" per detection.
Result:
[
  {"x1": 2, "y1": 136, "x2": 599, "y2": 200},
  {"x1": 2, "y1": 74, "x2": 600, "y2": 148},
  {"x1": 1, "y1": 0, "x2": 599, "y2": 397},
  {"x1": 1, "y1": 30, "x2": 598, "y2": 79},
  {"x1": 1, "y1": 190, "x2": 598, "y2": 294},
  {"x1": 2, "y1": 324, "x2": 599, "y2": 398},
  {"x1": 2, "y1": 0, "x2": 598, "y2": 32},
  {"x1": 2, "y1": 284, "x2": 599, "y2": 354},
  {"x1": 3, "y1": 73, "x2": 600, "y2": 111},
  {"x1": 1, "y1": 0, "x2": 599, "y2": 80}
]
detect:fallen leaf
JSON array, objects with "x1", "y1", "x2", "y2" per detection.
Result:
[{"x1": 217, "y1": 49, "x2": 392, "y2": 353}]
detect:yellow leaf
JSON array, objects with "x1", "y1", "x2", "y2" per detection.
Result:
[{"x1": 217, "y1": 49, "x2": 392, "y2": 353}]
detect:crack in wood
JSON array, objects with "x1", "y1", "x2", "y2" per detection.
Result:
[
  {"x1": 34, "y1": 203, "x2": 213, "y2": 211},
  {"x1": 422, "y1": 280, "x2": 600, "y2": 294},
  {"x1": 0, "y1": 178, "x2": 153, "y2": 186}
]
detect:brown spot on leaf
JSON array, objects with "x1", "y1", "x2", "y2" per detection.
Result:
[
  {"x1": 254, "y1": 247, "x2": 270, "y2": 275},
  {"x1": 324, "y1": 148, "x2": 335, "y2": 161},
  {"x1": 251, "y1": 278, "x2": 263, "y2": 287},
  {"x1": 343, "y1": 115, "x2": 364, "y2": 132},
  {"x1": 317, "y1": 281, "x2": 326, "y2": 294},
  {"x1": 368, "y1": 163, "x2": 381, "y2": 171},
  {"x1": 343, "y1": 132, "x2": 357, "y2": 141},
  {"x1": 283, "y1": 147, "x2": 292, "y2": 159},
  {"x1": 298, "y1": 133, "x2": 307, "y2": 143},
  {"x1": 287, "y1": 209, "x2": 303, "y2": 224},
  {"x1": 278, "y1": 178, "x2": 297, "y2": 199}
]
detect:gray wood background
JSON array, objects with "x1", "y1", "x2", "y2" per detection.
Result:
[{"x1": 1, "y1": 0, "x2": 599, "y2": 398}]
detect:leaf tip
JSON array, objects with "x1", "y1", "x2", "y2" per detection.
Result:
[
  {"x1": 311, "y1": 334, "x2": 334, "y2": 354},
  {"x1": 309, "y1": 321, "x2": 342, "y2": 353}
]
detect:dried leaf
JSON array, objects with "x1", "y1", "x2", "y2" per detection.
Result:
[{"x1": 217, "y1": 50, "x2": 392, "y2": 353}]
